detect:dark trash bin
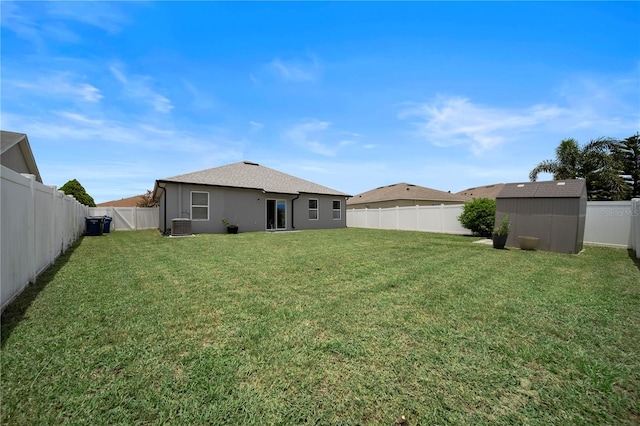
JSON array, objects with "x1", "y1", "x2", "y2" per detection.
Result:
[
  {"x1": 103, "y1": 216, "x2": 112, "y2": 233},
  {"x1": 85, "y1": 217, "x2": 104, "y2": 236}
]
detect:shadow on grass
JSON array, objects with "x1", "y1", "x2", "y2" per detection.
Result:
[
  {"x1": 628, "y1": 249, "x2": 640, "y2": 272},
  {"x1": 1, "y1": 237, "x2": 83, "y2": 348}
]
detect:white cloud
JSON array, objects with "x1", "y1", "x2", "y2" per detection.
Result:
[
  {"x1": 46, "y1": 2, "x2": 129, "y2": 34},
  {"x1": 182, "y1": 79, "x2": 216, "y2": 110},
  {"x1": 555, "y1": 74, "x2": 640, "y2": 134},
  {"x1": 110, "y1": 64, "x2": 174, "y2": 113},
  {"x1": 0, "y1": 1, "x2": 130, "y2": 48},
  {"x1": 398, "y1": 95, "x2": 567, "y2": 155},
  {"x1": 267, "y1": 55, "x2": 321, "y2": 82},
  {"x1": 109, "y1": 66, "x2": 127, "y2": 84},
  {"x1": 400, "y1": 72, "x2": 640, "y2": 155},
  {"x1": 6, "y1": 72, "x2": 103, "y2": 103},
  {"x1": 1, "y1": 2, "x2": 43, "y2": 47},
  {"x1": 249, "y1": 121, "x2": 264, "y2": 133},
  {"x1": 283, "y1": 119, "x2": 335, "y2": 156},
  {"x1": 283, "y1": 120, "x2": 370, "y2": 156}
]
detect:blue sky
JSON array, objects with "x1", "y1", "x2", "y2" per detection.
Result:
[{"x1": 2, "y1": 1, "x2": 639, "y2": 203}]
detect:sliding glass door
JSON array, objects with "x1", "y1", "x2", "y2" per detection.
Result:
[{"x1": 266, "y1": 199, "x2": 287, "y2": 230}]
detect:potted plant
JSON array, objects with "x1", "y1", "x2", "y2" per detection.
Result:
[
  {"x1": 492, "y1": 215, "x2": 510, "y2": 249},
  {"x1": 221, "y1": 219, "x2": 239, "y2": 234}
]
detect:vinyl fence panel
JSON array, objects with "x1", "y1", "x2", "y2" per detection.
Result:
[
  {"x1": 1, "y1": 166, "x2": 88, "y2": 311},
  {"x1": 88, "y1": 207, "x2": 159, "y2": 231},
  {"x1": 583, "y1": 201, "x2": 633, "y2": 248},
  {"x1": 347, "y1": 204, "x2": 468, "y2": 235}
]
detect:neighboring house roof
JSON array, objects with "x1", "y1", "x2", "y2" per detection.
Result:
[
  {"x1": 347, "y1": 182, "x2": 467, "y2": 205},
  {"x1": 155, "y1": 161, "x2": 349, "y2": 198},
  {"x1": 455, "y1": 183, "x2": 505, "y2": 200},
  {"x1": 497, "y1": 179, "x2": 586, "y2": 198},
  {"x1": 0, "y1": 130, "x2": 43, "y2": 183},
  {"x1": 97, "y1": 195, "x2": 146, "y2": 207}
]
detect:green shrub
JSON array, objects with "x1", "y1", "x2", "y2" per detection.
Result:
[{"x1": 458, "y1": 197, "x2": 496, "y2": 237}]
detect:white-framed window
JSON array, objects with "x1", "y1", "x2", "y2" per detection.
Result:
[
  {"x1": 191, "y1": 191, "x2": 209, "y2": 221},
  {"x1": 332, "y1": 200, "x2": 341, "y2": 220},
  {"x1": 308, "y1": 198, "x2": 319, "y2": 220}
]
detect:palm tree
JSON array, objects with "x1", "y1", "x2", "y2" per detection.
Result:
[
  {"x1": 613, "y1": 133, "x2": 640, "y2": 199},
  {"x1": 529, "y1": 137, "x2": 625, "y2": 200}
]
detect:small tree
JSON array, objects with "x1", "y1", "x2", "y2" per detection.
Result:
[
  {"x1": 458, "y1": 197, "x2": 496, "y2": 237},
  {"x1": 613, "y1": 133, "x2": 640, "y2": 199},
  {"x1": 59, "y1": 179, "x2": 96, "y2": 207},
  {"x1": 136, "y1": 189, "x2": 158, "y2": 208}
]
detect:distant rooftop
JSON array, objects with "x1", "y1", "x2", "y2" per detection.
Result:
[
  {"x1": 455, "y1": 183, "x2": 505, "y2": 200},
  {"x1": 347, "y1": 182, "x2": 467, "y2": 205}
]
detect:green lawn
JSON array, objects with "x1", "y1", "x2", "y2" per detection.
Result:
[{"x1": 2, "y1": 229, "x2": 639, "y2": 425}]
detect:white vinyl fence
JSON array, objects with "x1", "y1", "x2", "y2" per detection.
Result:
[
  {"x1": 347, "y1": 200, "x2": 640, "y2": 256},
  {"x1": 88, "y1": 207, "x2": 158, "y2": 231},
  {"x1": 583, "y1": 201, "x2": 637, "y2": 249},
  {"x1": 348, "y1": 204, "x2": 468, "y2": 235},
  {"x1": 1, "y1": 166, "x2": 89, "y2": 311},
  {"x1": 631, "y1": 199, "x2": 640, "y2": 258}
]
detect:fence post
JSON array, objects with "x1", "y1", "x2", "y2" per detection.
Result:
[
  {"x1": 633, "y1": 199, "x2": 640, "y2": 258},
  {"x1": 21, "y1": 174, "x2": 37, "y2": 284},
  {"x1": 48, "y1": 185, "x2": 56, "y2": 266}
]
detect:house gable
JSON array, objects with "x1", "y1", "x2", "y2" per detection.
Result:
[{"x1": 1, "y1": 131, "x2": 43, "y2": 183}]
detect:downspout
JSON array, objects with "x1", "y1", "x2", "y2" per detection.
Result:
[
  {"x1": 291, "y1": 194, "x2": 300, "y2": 229},
  {"x1": 155, "y1": 181, "x2": 168, "y2": 235}
]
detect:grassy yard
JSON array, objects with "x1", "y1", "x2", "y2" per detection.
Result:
[{"x1": 2, "y1": 229, "x2": 639, "y2": 425}]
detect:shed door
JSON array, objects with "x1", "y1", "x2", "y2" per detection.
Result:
[{"x1": 266, "y1": 199, "x2": 287, "y2": 230}]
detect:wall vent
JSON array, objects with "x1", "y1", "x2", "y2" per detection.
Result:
[{"x1": 171, "y1": 218, "x2": 192, "y2": 236}]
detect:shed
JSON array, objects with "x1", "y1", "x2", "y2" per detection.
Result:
[{"x1": 495, "y1": 179, "x2": 587, "y2": 254}]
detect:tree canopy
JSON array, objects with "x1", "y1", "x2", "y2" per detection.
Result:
[
  {"x1": 613, "y1": 133, "x2": 640, "y2": 199},
  {"x1": 59, "y1": 179, "x2": 96, "y2": 207},
  {"x1": 136, "y1": 190, "x2": 159, "y2": 208},
  {"x1": 529, "y1": 137, "x2": 627, "y2": 200}
]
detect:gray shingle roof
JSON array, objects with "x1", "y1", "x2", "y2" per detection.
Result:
[
  {"x1": 455, "y1": 183, "x2": 505, "y2": 200},
  {"x1": 497, "y1": 179, "x2": 586, "y2": 198},
  {"x1": 159, "y1": 161, "x2": 349, "y2": 196},
  {"x1": 347, "y1": 182, "x2": 467, "y2": 205}
]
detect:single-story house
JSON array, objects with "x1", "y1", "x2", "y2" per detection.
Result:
[
  {"x1": 347, "y1": 182, "x2": 467, "y2": 209},
  {"x1": 152, "y1": 161, "x2": 350, "y2": 234},
  {"x1": 455, "y1": 183, "x2": 505, "y2": 201},
  {"x1": 1, "y1": 130, "x2": 42, "y2": 183},
  {"x1": 97, "y1": 194, "x2": 147, "y2": 207}
]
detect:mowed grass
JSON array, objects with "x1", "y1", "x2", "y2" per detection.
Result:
[{"x1": 2, "y1": 229, "x2": 639, "y2": 425}]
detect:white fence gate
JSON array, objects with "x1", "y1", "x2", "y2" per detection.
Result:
[
  {"x1": 88, "y1": 207, "x2": 158, "y2": 231},
  {"x1": 1, "y1": 166, "x2": 89, "y2": 311}
]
